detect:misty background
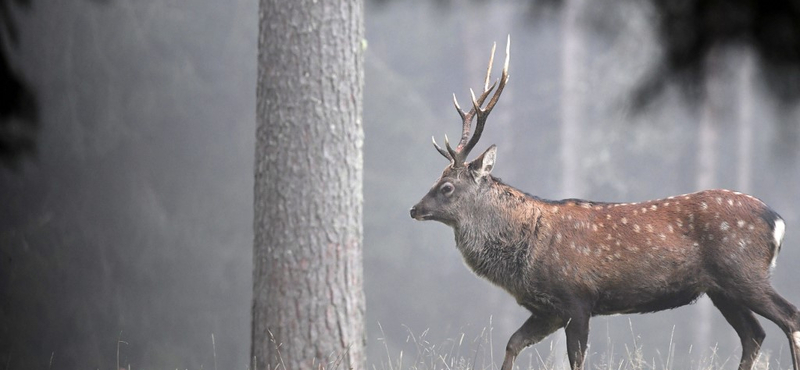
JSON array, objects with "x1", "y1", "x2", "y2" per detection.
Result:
[{"x1": 2, "y1": 0, "x2": 800, "y2": 369}]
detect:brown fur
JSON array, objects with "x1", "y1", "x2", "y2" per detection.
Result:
[{"x1": 412, "y1": 162, "x2": 797, "y2": 370}]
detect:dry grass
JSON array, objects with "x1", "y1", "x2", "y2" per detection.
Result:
[
  {"x1": 369, "y1": 319, "x2": 776, "y2": 370},
  {"x1": 251, "y1": 318, "x2": 781, "y2": 370}
]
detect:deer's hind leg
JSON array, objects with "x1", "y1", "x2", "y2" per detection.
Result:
[
  {"x1": 708, "y1": 292, "x2": 765, "y2": 370},
  {"x1": 737, "y1": 285, "x2": 800, "y2": 370}
]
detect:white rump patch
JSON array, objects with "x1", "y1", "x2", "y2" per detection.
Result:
[
  {"x1": 793, "y1": 331, "x2": 800, "y2": 350},
  {"x1": 771, "y1": 218, "x2": 786, "y2": 269},
  {"x1": 774, "y1": 218, "x2": 786, "y2": 247}
]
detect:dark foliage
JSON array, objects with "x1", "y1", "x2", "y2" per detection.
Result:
[
  {"x1": 0, "y1": 0, "x2": 37, "y2": 170},
  {"x1": 370, "y1": 0, "x2": 800, "y2": 108},
  {"x1": 637, "y1": 0, "x2": 800, "y2": 108}
]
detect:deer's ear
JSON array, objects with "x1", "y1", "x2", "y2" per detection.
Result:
[{"x1": 469, "y1": 145, "x2": 497, "y2": 180}]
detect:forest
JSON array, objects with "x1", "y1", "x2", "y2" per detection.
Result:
[{"x1": 2, "y1": 0, "x2": 800, "y2": 369}]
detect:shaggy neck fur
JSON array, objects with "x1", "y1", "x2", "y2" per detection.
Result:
[{"x1": 452, "y1": 178, "x2": 543, "y2": 293}]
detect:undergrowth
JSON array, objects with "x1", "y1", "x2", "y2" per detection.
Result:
[
  {"x1": 368, "y1": 319, "x2": 775, "y2": 370},
  {"x1": 251, "y1": 322, "x2": 777, "y2": 370}
]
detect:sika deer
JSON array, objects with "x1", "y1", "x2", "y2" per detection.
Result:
[{"x1": 409, "y1": 37, "x2": 798, "y2": 370}]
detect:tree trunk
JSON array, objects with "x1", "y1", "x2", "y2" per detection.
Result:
[
  {"x1": 253, "y1": 0, "x2": 365, "y2": 369},
  {"x1": 693, "y1": 47, "x2": 721, "y2": 357},
  {"x1": 737, "y1": 50, "x2": 755, "y2": 193},
  {"x1": 561, "y1": 0, "x2": 586, "y2": 199}
]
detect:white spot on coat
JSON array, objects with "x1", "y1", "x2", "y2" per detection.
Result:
[{"x1": 720, "y1": 222, "x2": 730, "y2": 231}]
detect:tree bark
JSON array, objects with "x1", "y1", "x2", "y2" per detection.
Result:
[{"x1": 253, "y1": 0, "x2": 365, "y2": 369}]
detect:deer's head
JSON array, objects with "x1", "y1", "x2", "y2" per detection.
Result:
[{"x1": 410, "y1": 37, "x2": 510, "y2": 227}]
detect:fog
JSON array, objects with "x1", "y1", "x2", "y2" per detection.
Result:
[{"x1": 2, "y1": 0, "x2": 799, "y2": 369}]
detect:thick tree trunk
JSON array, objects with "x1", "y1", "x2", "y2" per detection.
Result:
[{"x1": 253, "y1": 0, "x2": 365, "y2": 369}]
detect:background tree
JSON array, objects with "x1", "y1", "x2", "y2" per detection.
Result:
[
  {"x1": 0, "y1": 0, "x2": 37, "y2": 169},
  {"x1": 252, "y1": 0, "x2": 366, "y2": 369}
]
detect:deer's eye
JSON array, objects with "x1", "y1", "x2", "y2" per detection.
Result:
[{"x1": 439, "y1": 182, "x2": 455, "y2": 196}]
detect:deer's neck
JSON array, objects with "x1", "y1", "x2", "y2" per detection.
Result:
[{"x1": 453, "y1": 180, "x2": 544, "y2": 290}]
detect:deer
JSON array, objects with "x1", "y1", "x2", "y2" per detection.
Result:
[{"x1": 409, "y1": 36, "x2": 799, "y2": 370}]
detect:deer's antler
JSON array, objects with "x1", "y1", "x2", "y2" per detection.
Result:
[{"x1": 434, "y1": 35, "x2": 510, "y2": 167}]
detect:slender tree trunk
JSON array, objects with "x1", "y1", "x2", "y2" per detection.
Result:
[
  {"x1": 561, "y1": 0, "x2": 586, "y2": 199},
  {"x1": 693, "y1": 47, "x2": 721, "y2": 356},
  {"x1": 253, "y1": 1, "x2": 365, "y2": 369},
  {"x1": 737, "y1": 50, "x2": 755, "y2": 193}
]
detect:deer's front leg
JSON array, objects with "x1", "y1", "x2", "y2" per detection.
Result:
[
  {"x1": 564, "y1": 310, "x2": 591, "y2": 370},
  {"x1": 501, "y1": 314, "x2": 562, "y2": 370}
]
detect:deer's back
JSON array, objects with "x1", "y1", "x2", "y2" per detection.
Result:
[{"x1": 528, "y1": 189, "x2": 782, "y2": 315}]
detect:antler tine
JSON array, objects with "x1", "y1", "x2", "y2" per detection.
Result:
[
  {"x1": 452, "y1": 94, "x2": 466, "y2": 121},
  {"x1": 483, "y1": 42, "x2": 497, "y2": 92},
  {"x1": 443, "y1": 134, "x2": 459, "y2": 160},
  {"x1": 459, "y1": 35, "x2": 510, "y2": 160},
  {"x1": 432, "y1": 136, "x2": 452, "y2": 161}
]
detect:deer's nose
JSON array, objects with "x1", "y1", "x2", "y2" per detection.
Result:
[{"x1": 409, "y1": 206, "x2": 418, "y2": 219}]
